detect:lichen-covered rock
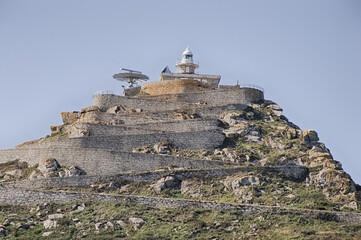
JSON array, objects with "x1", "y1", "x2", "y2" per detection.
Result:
[
  {"x1": 231, "y1": 176, "x2": 266, "y2": 188},
  {"x1": 302, "y1": 130, "x2": 319, "y2": 145},
  {"x1": 65, "y1": 166, "x2": 84, "y2": 177},
  {"x1": 129, "y1": 217, "x2": 145, "y2": 230},
  {"x1": 222, "y1": 111, "x2": 245, "y2": 126},
  {"x1": 38, "y1": 158, "x2": 60, "y2": 178},
  {"x1": 81, "y1": 106, "x2": 101, "y2": 114},
  {"x1": 43, "y1": 219, "x2": 58, "y2": 229},
  {"x1": 181, "y1": 180, "x2": 202, "y2": 198},
  {"x1": 151, "y1": 175, "x2": 181, "y2": 193},
  {"x1": 29, "y1": 170, "x2": 44, "y2": 180},
  {"x1": 68, "y1": 124, "x2": 90, "y2": 138},
  {"x1": 154, "y1": 141, "x2": 173, "y2": 154},
  {"x1": 61, "y1": 112, "x2": 81, "y2": 124}
]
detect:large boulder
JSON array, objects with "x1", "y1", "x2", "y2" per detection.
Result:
[
  {"x1": 151, "y1": 175, "x2": 181, "y2": 193},
  {"x1": 153, "y1": 141, "x2": 173, "y2": 155},
  {"x1": 302, "y1": 130, "x2": 319, "y2": 145},
  {"x1": 38, "y1": 158, "x2": 60, "y2": 178},
  {"x1": 129, "y1": 218, "x2": 145, "y2": 230}
]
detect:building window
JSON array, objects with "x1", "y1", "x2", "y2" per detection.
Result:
[{"x1": 185, "y1": 55, "x2": 192, "y2": 60}]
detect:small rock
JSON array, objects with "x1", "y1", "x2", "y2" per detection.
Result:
[
  {"x1": 95, "y1": 222, "x2": 105, "y2": 230},
  {"x1": 77, "y1": 203, "x2": 86, "y2": 211},
  {"x1": 116, "y1": 220, "x2": 126, "y2": 228},
  {"x1": 44, "y1": 220, "x2": 58, "y2": 229},
  {"x1": 154, "y1": 141, "x2": 173, "y2": 154},
  {"x1": 105, "y1": 222, "x2": 114, "y2": 230},
  {"x1": 129, "y1": 217, "x2": 145, "y2": 230},
  {"x1": 42, "y1": 231, "x2": 53, "y2": 236},
  {"x1": 65, "y1": 166, "x2": 84, "y2": 177},
  {"x1": 151, "y1": 175, "x2": 181, "y2": 194},
  {"x1": 16, "y1": 223, "x2": 29, "y2": 230},
  {"x1": 58, "y1": 170, "x2": 66, "y2": 177},
  {"x1": 106, "y1": 106, "x2": 120, "y2": 114},
  {"x1": 0, "y1": 228, "x2": 5, "y2": 237},
  {"x1": 48, "y1": 214, "x2": 64, "y2": 220}
]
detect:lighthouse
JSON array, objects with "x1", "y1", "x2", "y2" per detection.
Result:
[{"x1": 175, "y1": 46, "x2": 199, "y2": 74}]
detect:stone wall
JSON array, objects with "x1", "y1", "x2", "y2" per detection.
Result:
[
  {"x1": 69, "y1": 119, "x2": 222, "y2": 137},
  {"x1": 141, "y1": 79, "x2": 212, "y2": 95},
  {"x1": 0, "y1": 189, "x2": 359, "y2": 223},
  {"x1": 19, "y1": 130, "x2": 225, "y2": 151},
  {"x1": 0, "y1": 148, "x2": 223, "y2": 175},
  {"x1": 92, "y1": 88, "x2": 263, "y2": 112},
  {"x1": 143, "y1": 88, "x2": 264, "y2": 105},
  {"x1": 92, "y1": 94, "x2": 197, "y2": 112},
  {"x1": 0, "y1": 166, "x2": 309, "y2": 190}
]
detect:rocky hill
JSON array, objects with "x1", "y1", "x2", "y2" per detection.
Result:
[{"x1": 0, "y1": 87, "x2": 360, "y2": 239}]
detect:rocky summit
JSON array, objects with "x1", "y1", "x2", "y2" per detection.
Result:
[{"x1": 0, "y1": 48, "x2": 360, "y2": 238}]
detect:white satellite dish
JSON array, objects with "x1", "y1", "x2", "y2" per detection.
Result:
[{"x1": 113, "y1": 68, "x2": 149, "y2": 88}]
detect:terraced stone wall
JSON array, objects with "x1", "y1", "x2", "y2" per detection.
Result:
[
  {"x1": 19, "y1": 130, "x2": 225, "y2": 151},
  {"x1": 0, "y1": 148, "x2": 223, "y2": 175},
  {"x1": 92, "y1": 94, "x2": 197, "y2": 112}
]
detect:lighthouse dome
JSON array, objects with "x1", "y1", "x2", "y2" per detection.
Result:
[{"x1": 183, "y1": 46, "x2": 192, "y2": 56}]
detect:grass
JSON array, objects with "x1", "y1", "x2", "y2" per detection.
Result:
[{"x1": 0, "y1": 201, "x2": 361, "y2": 239}]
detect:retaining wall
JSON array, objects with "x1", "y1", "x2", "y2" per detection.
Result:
[
  {"x1": 0, "y1": 148, "x2": 223, "y2": 175},
  {"x1": 92, "y1": 94, "x2": 198, "y2": 112},
  {"x1": 0, "y1": 166, "x2": 309, "y2": 190},
  {"x1": 70, "y1": 119, "x2": 221, "y2": 137},
  {"x1": 143, "y1": 88, "x2": 264, "y2": 105},
  {"x1": 19, "y1": 130, "x2": 225, "y2": 151},
  {"x1": 92, "y1": 88, "x2": 263, "y2": 112},
  {"x1": 0, "y1": 189, "x2": 359, "y2": 223}
]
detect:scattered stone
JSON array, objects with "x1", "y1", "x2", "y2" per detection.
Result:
[
  {"x1": 65, "y1": 166, "x2": 84, "y2": 177},
  {"x1": 28, "y1": 170, "x2": 44, "y2": 180},
  {"x1": 95, "y1": 222, "x2": 105, "y2": 230},
  {"x1": 42, "y1": 231, "x2": 53, "y2": 237},
  {"x1": 16, "y1": 223, "x2": 29, "y2": 230},
  {"x1": 48, "y1": 214, "x2": 64, "y2": 220},
  {"x1": 0, "y1": 228, "x2": 5, "y2": 237},
  {"x1": 154, "y1": 141, "x2": 173, "y2": 154},
  {"x1": 106, "y1": 106, "x2": 121, "y2": 114},
  {"x1": 105, "y1": 222, "x2": 114, "y2": 230},
  {"x1": 151, "y1": 175, "x2": 181, "y2": 193},
  {"x1": 129, "y1": 217, "x2": 145, "y2": 230},
  {"x1": 43, "y1": 220, "x2": 58, "y2": 229},
  {"x1": 116, "y1": 220, "x2": 126, "y2": 228},
  {"x1": 38, "y1": 158, "x2": 60, "y2": 178},
  {"x1": 181, "y1": 180, "x2": 202, "y2": 198}
]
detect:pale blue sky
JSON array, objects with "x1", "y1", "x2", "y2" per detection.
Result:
[{"x1": 1, "y1": 0, "x2": 360, "y2": 182}]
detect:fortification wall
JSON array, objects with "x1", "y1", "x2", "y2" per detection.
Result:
[
  {"x1": 92, "y1": 94, "x2": 197, "y2": 112},
  {"x1": 79, "y1": 112, "x2": 166, "y2": 125},
  {"x1": 19, "y1": 130, "x2": 225, "y2": 151},
  {"x1": 143, "y1": 88, "x2": 264, "y2": 105},
  {"x1": 0, "y1": 148, "x2": 223, "y2": 175},
  {"x1": 141, "y1": 79, "x2": 212, "y2": 95},
  {"x1": 0, "y1": 189, "x2": 359, "y2": 223},
  {"x1": 92, "y1": 88, "x2": 263, "y2": 113}
]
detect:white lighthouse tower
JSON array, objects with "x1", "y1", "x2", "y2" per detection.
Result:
[{"x1": 175, "y1": 46, "x2": 199, "y2": 74}]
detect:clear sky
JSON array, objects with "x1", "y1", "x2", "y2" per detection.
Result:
[{"x1": 1, "y1": 0, "x2": 360, "y2": 182}]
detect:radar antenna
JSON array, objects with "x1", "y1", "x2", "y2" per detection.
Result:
[{"x1": 113, "y1": 67, "x2": 149, "y2": 88}]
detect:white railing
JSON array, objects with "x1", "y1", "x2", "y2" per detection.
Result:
[
  {"x1": 93, "y1": 90, "x2": 114, "y2": 97},
  {"x1": 238, "y1": 84, "x2": 264, "y2": 92}
]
